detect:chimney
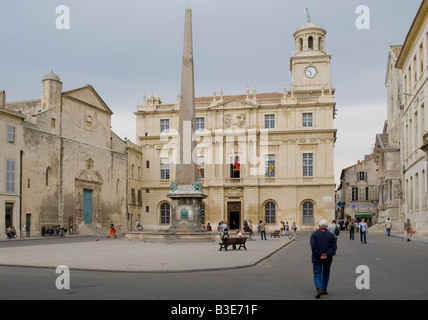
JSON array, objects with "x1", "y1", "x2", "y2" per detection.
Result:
[{"x1": 0, "y1": 90, "x2": 5, "y2": 106}]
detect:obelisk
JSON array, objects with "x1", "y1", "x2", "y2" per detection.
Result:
[
  {"x1": 167, "y1": 7, "x2": 206, "y2": 233},
  {"x1": 176, "y1": 6, "x2": 197, "y2": 183}
]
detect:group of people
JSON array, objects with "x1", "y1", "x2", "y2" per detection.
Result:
[
  {"x1": 5, "y1": 225, "x2": 17, "y2": 239},
  {"x1": 310, "y1": 217, "x2": 417, "y2": 299},
  {"x1": 384, "y1": 217, "x2": 415, "y2": 242}
]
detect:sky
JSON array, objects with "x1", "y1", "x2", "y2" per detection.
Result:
[{"x1": 0, "y1": 0, "x2": 423, "y2": 186}]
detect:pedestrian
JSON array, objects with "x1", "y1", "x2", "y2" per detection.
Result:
[
  {"x1": 348, "y1": 219, "x2": 355, "y2": 240},
  {"x1": 328, "y1": 220, "x2": 339, "y2": 237},
  {"x1": 285, "y1": 222, "x2": 289, "y2": 236},
  {"x1": 249, "y1": 220, "x2": 254, "y2": 237},
  {"x1": 108, "y1": 221, "x2": 117, "y2": 238},
  {"x1": 206, "y1": 222, "x2": 212, "y2": 231},
  {"x1": 289, "y1": 222, "x2": 297, "y2": 239},
  {"x1": 359, "y1": 218, "x2": 368, "y2": 244},
  {"x1": 259, "y1": 220, "x2": 267, "y2": 240},
  {"x1": 385, "y1": 218, "x2": 392, "y2": 237},
  {"x1": 310, "y1": 219, "x2": 337, "y2": 299},
  {"x1": 404, "y1": 219, "x2": 413, "y2": 242}
]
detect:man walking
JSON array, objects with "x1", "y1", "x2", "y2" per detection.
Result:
[
  {"x1": 310, "y1": 220, "x2": 337, "y2": 299},
  {"x1": 259, "y1": 220, "x2": 267, "y2": 240},
  {"x1": 385, "y1": 218, "x2": 392, "y2": 237},
  {"x1": 108, "y1": 221, "x2": 117, "y2": 239},
  {"x1": 359, "y1": 218, "x2": 368, "y2": 244}
]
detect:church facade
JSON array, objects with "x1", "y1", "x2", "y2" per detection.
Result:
[
  {"x1": 5, "y1": 72, "x2": 128, "y2": 237},
  {"x1": 133, "y1": 22, "x2": 337, "y2": 232}
]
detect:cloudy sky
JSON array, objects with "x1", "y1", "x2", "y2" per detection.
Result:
[{"x1": 0, "y1": 0, "x2": 422, "y2": 185}]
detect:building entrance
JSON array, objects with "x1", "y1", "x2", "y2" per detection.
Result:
[{"x1": 227, "y1": 202, "x2": 241, "y2": 230}]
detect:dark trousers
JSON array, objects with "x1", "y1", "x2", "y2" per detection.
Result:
[{"x1": 349, "y1": 228, "x2": 354, "y2": 240}]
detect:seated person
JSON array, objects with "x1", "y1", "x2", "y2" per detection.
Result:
[{"x1": 221, "y1": 228, "x2": 229, "y2": 244}]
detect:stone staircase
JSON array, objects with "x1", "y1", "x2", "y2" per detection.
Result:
[
  {"x1": 76, "y1": 223, "x2": 105, "y2": 236},
  {"x1": 368, "y1": 221, "x2": 404, "y2": 234}
]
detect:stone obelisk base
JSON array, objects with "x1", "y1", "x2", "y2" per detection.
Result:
[{"x1": 167, "y1": 185, "x2": 207, "y2": 233}]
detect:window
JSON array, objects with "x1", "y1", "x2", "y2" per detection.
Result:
[
  {"x1": 303, "y1": 153, "x2": 313, "y2": 177},
  {"x1": 352, "y1": 187, "x2": 359, "y2": 201},
  {"x1": 358, "y1": 172, "x2": 366, "y2": 181},
  {"x1": 131, "y1": 188, "x2": 136, "y2": 205},
  {"x1": 160, "y1": 119, "x2": 170, "y2": 133},
  {"x1": 196, "y1": 117, "x2": 205, "y2": 131},
  {"x1": 200, "y1": 204, "x2": 206, "y2": 224},
  {"x1": 146, "y1": 161, "x2": 150, "y2": 169},
  {"x1": 302, "y1": 113, "x2": 313, "y2": 127},
  {"x1": 197, "y1": 156, "x2": 205, "y2": 179},
  {"x1": 51, "y1": 118, "x2": 56, "y2": 128},
  {"x1": 7, "y1": 125, "x2": 15, "y2": 142},
  {"x1": 145, "y1": 206, "x2": 149, "y2": 213},
  {"x1": 138, "y1": 190, "x2": 142, "y2": 206},
  {"x1": 302, "y1": 201, "x2": 314, "y2": 224},
  {"x1": 6, "y1": 160, "x2": 15, "y2": 193},
  {"x1": 265, "y1": 202, "x2": 276, "y2": 224},
  {"x1": 160, "y1": 158, "x2": 170, "y2": 180},
  {"x1": 366, "y1": 187, "x2": 370, "y2": 201},
  {"x1": 160, "y1": 203, "x2": 170, "y2": 224},
  {"x1": 308, "y1": 36, "x2": 313, "y2": 50},
  {"x1": 265, "y1": 154, "x2": 275, "y2": 178},
  {"x1": 46, "y1": 167, "x2": 51, "y2": 187},
  {"x1": 265, "y1": 114, "x2": 275, "y2": 129},
  {"x1": 230, "y1": 156, "x2": 240, "y2": 178}
]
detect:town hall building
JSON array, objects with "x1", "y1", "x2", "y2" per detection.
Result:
[{"x1": 133, "y1": 21, "x2": 337, "y2": 232}]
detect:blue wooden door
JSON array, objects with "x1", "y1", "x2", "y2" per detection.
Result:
[{"x1": 83, "y1": 189, "x2": 93, "y2": 224}]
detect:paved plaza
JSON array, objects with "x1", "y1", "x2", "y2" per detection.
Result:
[
  {"x1": 0, "y1": 233, "x2": 293, "y2": 273},
  {"x1": 1, "y1": 230, "x2": 428, "y2": 301}
]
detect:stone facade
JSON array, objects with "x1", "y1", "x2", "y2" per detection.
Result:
[
  {"x1": 133, "y1": 22, "x2": 336, "y2": 232},
  {"x1": 337, "y1": 155, "x2": 379, "y2": 225},
  {"x1": 6, "y1": 73, "x2": 128, "y2": 237},
  {"x1": 373, "y1": 45, "x2": 404, "y2": 225},
  {"x1": 0, "y1": 94, "x2": 26, "y2": 240},
  {"x1": 396, "y1": 0, "x2": 428, "y2": 234}
]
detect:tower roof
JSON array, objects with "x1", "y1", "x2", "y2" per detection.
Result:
[{"x1": 43, "y1": 71, "x2": 61, "y2": 82}]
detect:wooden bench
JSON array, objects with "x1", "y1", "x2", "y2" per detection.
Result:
[
  {"x1": 270, "y1": 230, "x2": 281, "y2": 238},
  {"x1": 219, "y1": 237, "x2": 247, "y2": 251}
]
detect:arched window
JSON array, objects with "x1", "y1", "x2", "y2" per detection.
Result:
[
  {"x1": 265, "y1": 202, "x2": 276, "y2": 224},
  {"x1": 302, "y1": 201, "x2": 314, "y2": 224},
  {"x1": 308, "y1": 36, "x2": 313, "y2": 50},
  {"x1": 200, "y1": 203, "x2": 206, "y2": 224},
  {"x1": 160, "y1": 202, "x2": 170, "y2": 224},
  {"x1": 46, "y1": 167, "x2": 51, "y2": 187}
]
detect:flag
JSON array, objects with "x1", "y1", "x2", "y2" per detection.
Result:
[
  {"x1": 304, "y1": 8, "x2": 308, "y2": 13},
  {"x1": 234, "y1": 157, "x2": 240, "y2": 170},
  {"x1": 198, "y1": 164, "x2": 202, "y2": 177},
  {"x1": 269, "y1": 162, "x2": 274, "y2": 173}
]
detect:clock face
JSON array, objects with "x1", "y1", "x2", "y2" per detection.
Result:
[{"x1": 305, "y1": 66, "x2": 317, "y2": 78}]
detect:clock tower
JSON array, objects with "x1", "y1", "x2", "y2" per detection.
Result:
[{"x1": 290, "y1": 22, "x2": 332, "y2": 94}]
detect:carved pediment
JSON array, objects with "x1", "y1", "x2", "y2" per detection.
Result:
[
  {"x1": 63, "y1": 85, "x2": 113, "y2": 115},
  {"x1": 75, "y1": 158, "x2": 104, "y2": 185},
  {"x1": 211, "y1": 98, "x2": 257, "y2": 110}
]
